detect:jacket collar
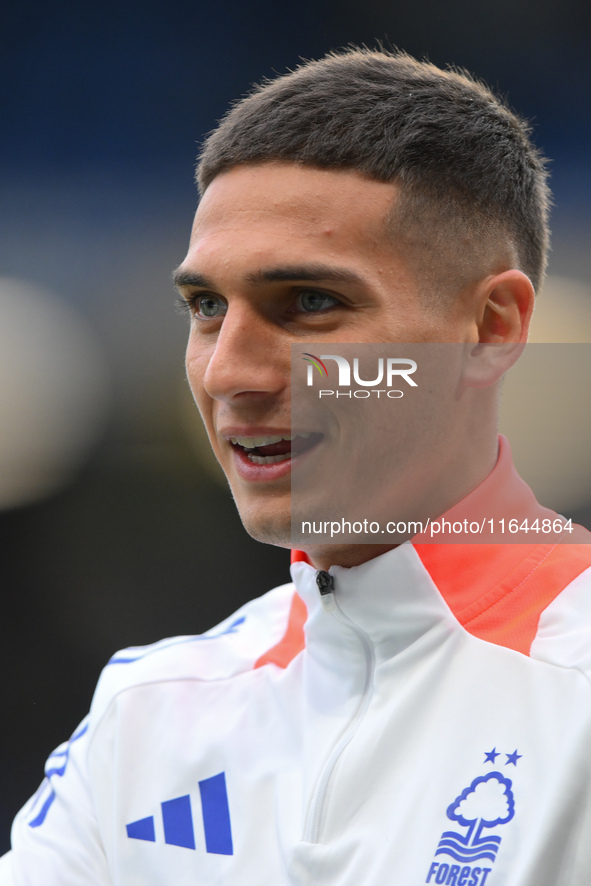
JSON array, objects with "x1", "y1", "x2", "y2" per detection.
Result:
[{"x1": 290, "y1": 436, "x2": 589, "y2": 659}]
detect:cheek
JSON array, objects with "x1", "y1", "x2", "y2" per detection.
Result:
[
  {"x1": 185, "y1": 331, "x2": 207, "y2": 383},
  {"x1": 185, "y1": 346, "x2": 212, "y2": 418}
]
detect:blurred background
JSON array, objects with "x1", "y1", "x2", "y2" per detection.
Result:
[{"x1": 1, "y1": 0, "x2": 590, "y2": 850}]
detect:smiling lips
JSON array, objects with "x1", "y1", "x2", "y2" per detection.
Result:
[{"x1": 229, "y1": 432, "x2": 321, "y2": 465}]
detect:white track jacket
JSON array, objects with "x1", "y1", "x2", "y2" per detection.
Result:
[{"x1": 2, "y1": 439, "x2": 591, "y2": 885}]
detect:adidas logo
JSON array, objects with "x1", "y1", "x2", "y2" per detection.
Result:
[{"x1": 126, "y1": 771, "x2": 233, "y2": 856}]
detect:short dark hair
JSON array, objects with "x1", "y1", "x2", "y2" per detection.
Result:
[{"x1": 197, "y1": 48, "x2": 550, "y2": 296}]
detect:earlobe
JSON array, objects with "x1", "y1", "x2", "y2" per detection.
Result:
[
  {"x1": 462, "y1": 340, "x2": 525, "y2": 388},
  {"x1": 477, "y1": 269, "x2": 535, "y2": 344},
  {"x1": 462, "y1": 270, "x2": 534, "y2": 388}
]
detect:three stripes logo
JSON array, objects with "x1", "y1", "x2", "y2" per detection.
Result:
[{"x1": 126, "y1": 771, "x2": 233, "y2": 856}]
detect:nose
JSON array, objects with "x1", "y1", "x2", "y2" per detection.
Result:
[{"x1": 188, "y1": 303, "x2": 288, "y2": 404}]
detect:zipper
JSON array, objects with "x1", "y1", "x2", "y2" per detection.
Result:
[{"x1": 302, "y1": 570, "x2": 376, "y2": 843}]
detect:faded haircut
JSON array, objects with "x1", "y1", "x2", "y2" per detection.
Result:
[{"x1": 196, "y1": 48, "x2": 551, "y2": 298}]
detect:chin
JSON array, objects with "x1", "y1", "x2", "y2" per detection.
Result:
[{"x1": 238, "y1": 506, "x2": 294, "y2": 549}]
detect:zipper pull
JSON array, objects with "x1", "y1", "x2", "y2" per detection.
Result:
[
  {"x1": 316, "y1": 570, "x2": 336, "y2": 612},
  {"x1": 316, "y1": 570, "x2": 334, "y2": 595}
]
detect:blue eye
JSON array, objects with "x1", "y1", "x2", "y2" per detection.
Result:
[
  {"x1": 196, "y1": 295, "x2": 227, "y2": 319},
  {"x1": 296, "y1": 290, "x2": 340, "y2": 313}
]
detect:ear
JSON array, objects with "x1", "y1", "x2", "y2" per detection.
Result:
[
  {"x1": 476, "y1": 269, "x2": 535, "y2": 344},
  {"x1": 462, "y1": 270, "x2": 535, "y2": 388},
  {"x1": 462, "y1": 340, "x2": 525, "y2": 388}
]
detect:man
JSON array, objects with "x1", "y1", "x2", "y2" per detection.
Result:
[{"x1": 2, "y1": 48, "x2": 591, "y2": 885}]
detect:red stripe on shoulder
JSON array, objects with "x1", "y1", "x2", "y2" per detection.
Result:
[
  {"x1": 415, "y1": 542, "x2": 591, "y2": 655},
  {"x1": 254, "y1": 592, "x2": 307, "y2": 669}
]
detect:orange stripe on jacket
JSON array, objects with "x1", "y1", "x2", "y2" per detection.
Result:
[
  {"x1": 415, "y1": 543, "x2": 591, "y2": 655},
  {"x1": 254, "y1": 592, "x2": 307, "y2": 669}
]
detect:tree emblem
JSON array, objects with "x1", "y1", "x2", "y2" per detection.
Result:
[{"x1": 436, "y1": 772, "x2": 515, "y2": 864}]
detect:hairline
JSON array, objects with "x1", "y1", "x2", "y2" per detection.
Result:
[{"x1": 199, "y1": 159, "x2": 523, "y2": 305}]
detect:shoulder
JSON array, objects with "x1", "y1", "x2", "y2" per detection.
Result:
[{"x1": 90, "y1": 582, "x2": 300, "y2": 720}]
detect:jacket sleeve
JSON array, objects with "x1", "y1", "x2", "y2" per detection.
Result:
[{"x1": 0, "y1": 718, "x2": 112, "y2": 885}]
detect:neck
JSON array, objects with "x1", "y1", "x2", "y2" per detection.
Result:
[{"x1": 301, "y1": 431, "x2": 499, "y2": 571}]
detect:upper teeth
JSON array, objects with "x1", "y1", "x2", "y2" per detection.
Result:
[{"x1": 229, "y1": 432, "x2": 311, "y2": 449}]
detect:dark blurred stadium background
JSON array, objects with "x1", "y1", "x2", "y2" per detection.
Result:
[{"x1": 1, "y1": 0, "x2": 591, "y2": 850}]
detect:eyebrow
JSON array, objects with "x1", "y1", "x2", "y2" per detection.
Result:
[
  {"x1": 173, "y1": 270, "x2": 214, "y2": 289},
  {"x1": 245, "y1": 264, "x2": 365, "y2": 286},
  {"x1": 172, "y1": 263, "x2": 365, "y2": 290}
]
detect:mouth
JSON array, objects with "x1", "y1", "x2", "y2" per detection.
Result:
[{"x1": 228, "y1": 432, "x2": 322, "y2": 465}]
